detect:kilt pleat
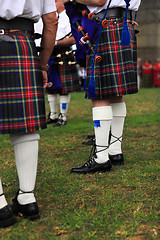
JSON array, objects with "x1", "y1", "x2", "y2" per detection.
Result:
[
  {"x1": 0, "y1": 31, "x2": 46, "y2": 134},
  {"x1": 85, "y1": 19, "x2": 138, "y2": 99},
  {"x1": 55, "y1": 53, "x2": 80, "y2": 94}
]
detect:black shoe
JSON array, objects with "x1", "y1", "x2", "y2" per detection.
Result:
[
  {"x1": 10, "y1": 191, "x2": 40, "y2": 221},
  {"x1": 54, "y1": 118, "x2": 66, "y2": 127},
  {"x1": 47, "y1": 112, "x2": 58, "y2": 124},
  {"x1": 87, "y1": 134, "x2": 95, "y2": 139},
  {"x1": 0, "y1": 204, "x2": 16, "y2": 228},
  {"x1": 82, "y1": 134, "x2": 95, "y2": 146},
  {"x1": 109, "y1": 154, "x2": 124, "y2": 165},
  {"x1": 70, "y1": 157, "x2": 112, "y2": 174},
  {"x1": 82, "y1": 139, "x2": 95, "y2": 146},
  {"x1": 54, "y1": 113, "x2": 67, "y2": 127},
  {"x1": 47, "y1": 118, "x2": 58, "y2": 124}
]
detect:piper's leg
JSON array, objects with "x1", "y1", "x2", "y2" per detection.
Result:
[
  {"x1": 0, "y1": 178, "x2": 7, "y2": 209},
  {"x1": 109, "y1": 102, "x2": 126, "y2": 165},
  {"x1": 47, "y1": 94, "x2": 59, "y2": 124},
  {"x1": 10, "y1": 132, "x2": 40, "y2": 205},
  {"x1": 55, "y1": 94, "x2": 70, "y2": 126},
  {"x1": 93, "y1": 106, "x2": 113, "y2": 163},
  {"x1": 70, "y1": 105, "x2": 112, "y2": 174},
  {"x1": 0, "y1": 177, "x2": 16, "y2": 228}
]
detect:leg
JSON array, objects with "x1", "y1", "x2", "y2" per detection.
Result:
[
  {"x1": 0, "y1": 178, "x2": 16, "y2": 228},
  {"x1": 70, "y1": 99, "x2": 112, "y2": 174},
  {"x1": 47, "y1": 93, "x2": 59, "y2": 124},
  {"x1": 109, "y1": 97, "x2": 126, "y2": 165},
  {"x1": 0, "y1": 178, "x2": 7, "y2": 209},
  {"x1": 55, "y1": 94, "x2": 70, "y2": 126},
  {"x1": 92, "y1": 105, "x2": 112, "y2": 163},
  {"x1": 10, "y1": 132, "x2": 40, "y2": 220}
]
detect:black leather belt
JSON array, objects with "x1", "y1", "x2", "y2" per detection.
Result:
[
  {"x1": 0, "y1": 17, "x2": 34, "y2": 33},
  {"x1": 96, "y1": 8, "x2": 133, "y2": 20}
]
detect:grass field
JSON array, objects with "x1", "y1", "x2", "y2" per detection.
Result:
[{"x1": 0, "y1": 88, "x2": 160, "y2": 239}]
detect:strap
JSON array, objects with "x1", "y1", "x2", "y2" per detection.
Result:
[
  {"x1": 109, "y1": 134, "x2": 122, "y2": 146},
  {"x1": 88, "y1": 0, "x2": 112, "y2": 98},
  {"x1": 123, "y1": 0, "x2": 131, "y2": 4},
  {"x1": 18, "y1": 189, "x2": 34, "y2": 195},
  {"x1": 0, "y1": 17, "x2": 34, "y2": 33},
  {"x1": 0, "y1": 193, "x2": 4, "y2": 197},
  {"x1": 95, "y1": 144, "x2": 109, "y2": 154},
  {"x1": 89, "y1": 144, "x2": 96, "y2": 160},
  {"x1": 120, "y1": 0, "x2": 131, "y2": 45},
  {"x1": 95, "y1": 8, "x2": 133, "y2": 20},
  {"x1": 88, "y1": 143, "x2": 109, "y2": 161}
]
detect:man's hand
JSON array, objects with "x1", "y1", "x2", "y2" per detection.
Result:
[{"x1": 42, "y1": 71, "x2": 48, "y2": 89}]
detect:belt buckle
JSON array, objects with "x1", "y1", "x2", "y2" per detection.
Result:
[
  {"x1": 0, "y1": 29, "x2": 4, "y2": 35},
  {"x1": 0, "y1": 29, "x2": 15, "y2": 42}
]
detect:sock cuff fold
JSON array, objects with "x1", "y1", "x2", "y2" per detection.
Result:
[
  {"x1": 10, "y1": 132, "x2": 40, "y2": 146},
  {"x1": 111, "y1": 102, "x2": 126, "y2": 117},
  {"x1": 59, "y1": 94, "x2": 70, "y2": 103},
  {"x1": 92, "y1": 106, "x2": 113, "y2": 121},
  {"x1": 48, "y1": 93, "x2": 59, "y2": 102}
]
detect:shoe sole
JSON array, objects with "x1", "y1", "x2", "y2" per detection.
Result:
[
  {"x1": 24, "y1": 214, "x2": 40, "y2": 221},
  {"x1": 82, "y1": 140, "x2": 95, "y2": 145},
  {"x1": 47, "y1": 120, "x2": 58, "y2": 124},
  {"x1": 12, "y1": 205, "x2": 40, "y2": 221},
  {"x1": 70, "y1": 167, "x2": 112, "y2": 174},
  {"x1": 0, "y1": 216, "x2": 16, "y2": 228},
  {"x1": 54, "y1": 124, "x2": 66, "y2": 127},
  {"x1": 111, "y1": 161, "x2": 124, "y2": 166},
  {"x1": 17, "y1": 212, "x2": 40, "y2": 221}
]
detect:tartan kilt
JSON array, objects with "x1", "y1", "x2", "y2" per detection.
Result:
[
  {"x1": 54, "y1": 49, "x2": 80, "y2": 94},
  {"x1": 0, "y1": 31, "x2": 47, "y2": 134},
  {"x1": 85, "y1": 19, "x2": 138, "y2": 99}
]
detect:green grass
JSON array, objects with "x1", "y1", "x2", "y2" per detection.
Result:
[{"x1": 0, "y1": 88, "x2": 160, "y2": 239}]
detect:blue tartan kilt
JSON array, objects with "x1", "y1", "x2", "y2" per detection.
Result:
[
  {"x1": 0, "y1": 30, "x2": 47, "y2": 134},
  {"x1": 85, "y1": 18, "x2": 138, "y2": 99}
]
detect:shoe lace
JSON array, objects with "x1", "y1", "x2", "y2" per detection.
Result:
[
  {"x1": 109, "y1": 134, "x2": 122, "y2": 146},
  {"x1": 57, "y1": 118, "x2": 62, "y2": 124},
  {"x1": 57, "y1": 113, "x2": 66, "y2": 123},
  {"x1": 84, "y1": 156, "x2": 95, "y2": 167},
  {"x1": 87, "y1": 143, "x2": 109, "y2": 164},
  {"x1": 47, "y1": 112, "x2": 51, "y2": 119},
  {"x1": 84, "y1": 132, "x2": 122, "y2": 165},
  {"x1": 58, "y1": 113, "x2": 65, "y2": 120},
  {"x1": 58, "y1": 113, "x2": 63, "y2": 119}
]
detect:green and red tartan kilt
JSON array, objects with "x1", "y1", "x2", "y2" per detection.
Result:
[
  {"x1": 54, "y1": 49, "x2": 80, "y2": 94},
  {"x1": 85, "y1": 19, "x2": 138, "y2": 99},
  {"x1": 0, "y1": 31, "x2": 47, "y2": 134}
]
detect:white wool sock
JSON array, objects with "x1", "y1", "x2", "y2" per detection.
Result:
[
  {"x1": 109, "y1": 102, "x2": 126, "y2": 155},
  {"x1": 10, "y1": 133, "x2": 40, "y2": 205},
  {"x1": 48, "y1": 94, "x2": 58, "y2": 120},
  {"x1": 0, "y1": 178, "x2": 7, "y2": 209},
  {"x1": 92, "y1": 106, "x2": 112, "y2": 163},
  {"x1": 59, "y1": 94, "x2": 70, "y2": 121}
]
